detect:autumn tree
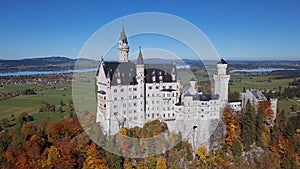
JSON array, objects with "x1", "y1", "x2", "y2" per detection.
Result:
[
  {"x1": 223, "y1": 108, "x2": 237, "y2": 152},
  {"x1": 83, "y1": 142, "x2": 109, "y2": 169},
  {"x1": 156, "y1": 156, "x2": 167, "y2": 169},
  {"x1": 196, "y1": 145, "x2": 213, "y2": 168}
]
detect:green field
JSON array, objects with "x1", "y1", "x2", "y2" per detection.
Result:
[
  {"x1": 229, "y1": 77, "x2": 292, "y2": 93},
  {"x1": 0, "y1": 83, "x2": 72, "y2": 119},
  {"x1": 31, "y1": 112, "x2": 63, "y2": 122},
  {"x1": 278, "y1": 98, "x2": 300, "y2": 116}
]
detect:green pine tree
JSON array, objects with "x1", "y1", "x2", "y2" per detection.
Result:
[{"x1": 241, "y1": 100, "x2": 256, "y2": 151}]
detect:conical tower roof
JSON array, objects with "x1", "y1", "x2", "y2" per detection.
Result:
[
  {"x1": 119, "y1": 25, "x2": 128, "y2": 44},
  {"x1": 217, "y1": 58, "x2": 227, "y2": 64},
  {"x1": 137, "y1": 46, "x2": 144, "y2": 65}
]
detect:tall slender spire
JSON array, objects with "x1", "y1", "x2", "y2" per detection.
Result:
[
  {"x1": 119, "y1": 24, "x2": 128, "y2": 44},
  {"x1": 137, "y1": 46, "x2": 144, "y2": 65}
]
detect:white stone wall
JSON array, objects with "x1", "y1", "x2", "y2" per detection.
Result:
[{"x1": 228, "y1": 102, "x2": 242, "y2": 112}]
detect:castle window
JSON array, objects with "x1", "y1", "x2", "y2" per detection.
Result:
[
  {"x1": 134, "y1": 110, "x2": 136, "y2": 113},
  {"x1": 149, "y1": 86, "x2": 152, "y2": 90},
  {"x1": 133, "y1": 103, "x2": 137, "y2": 106},
  {"x1": 121, "y1": 89, "x2": 124, "y2": 92},
  {"x1": 114, "y1": 97, "x2": 117, "y2": 101},
  {"x1": 104, "y1": 96, "x2": 106, "y2": 100},
  {"x1": 129, "y1": 88, "x2": 132, "y2": 91},
  {"x1": 169, "y1": 86, "x2": 172, "y2": 89},
  {"x1": 121, "y1": 97, "x2": 124, "y2": 100},
  {"x1": 173, "y1": 113, "x2": 175, "y2": 116},
  {"x1": 163, "y1": 86, "x2": 166, "y2": 89},
  {"x1": 156, "y1": 86, "x2": 159, "y2": 89},
  {"x1": 114, "y1": 89, "x2": 117, "y2": 92},
  {"x1": 104, "y1": 104, "x2": 106, "y2": 108},
  {"x1": 114, "y1": 105, "x2": 117, "y2": 108},
  {"x1": 133, "y1": 88, "x2": 137, "y2": 91},
  {"x1": 163, "y1": 114, "x2": 165, "y2": 117}
]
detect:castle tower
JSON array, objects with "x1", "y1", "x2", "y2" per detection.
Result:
[
  {"x1": 118, "y1": 25, "x2": 129, "y2": 62},
  {"x1": 136, "y1": 47, "x2": 146, "y2": 120},
  {"x1": 214, "y1": 58, "x2": 230, "y2": 102}
]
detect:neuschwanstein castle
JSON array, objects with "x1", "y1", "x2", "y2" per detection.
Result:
[{"x1": 96, "y1": 26, "x2": 277, "y2": 148}]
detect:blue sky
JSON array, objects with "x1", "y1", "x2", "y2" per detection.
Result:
[{"x1": 0, "y1": 0, "x2": 300, "y2": 60}]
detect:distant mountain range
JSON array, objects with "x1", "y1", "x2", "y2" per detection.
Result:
[{"x1": 0, "y1": 56, "x2": 299, "y2": 73}]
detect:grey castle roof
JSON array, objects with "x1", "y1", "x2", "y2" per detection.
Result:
[
  {"x1": 144, "y1": 64, "x2": 176, "y2": 83},
  {"x1": 192, "y1": 93, "x2": 219, "y2": 101},
  {"x1": 217, "y1": 58, "x2": 227, "y2": 64},
  {"x1": 100, "y1": 62, "x2": 177, "y2": 85},
  {"x1": 103, "y1": 62, "x2": 137, "y2": 85}
]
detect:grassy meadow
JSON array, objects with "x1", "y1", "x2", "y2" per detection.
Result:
[{"x1": 0, "y1": 82, "x2": 72, "y2": 119}]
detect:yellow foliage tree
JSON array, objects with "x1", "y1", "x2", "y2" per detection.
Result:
[
  {"x1": 83, "y1": 143, "x2": 109, "y2": 169},
  {"x1": 156, "y1": 156, "x2": 167, "y2": 169},
  {"x1": 196, "y1": 145, "x2": 214, "y2": 168},
  {"x1": 223, "y1": 108, "x2": 237, "y2": 152}
]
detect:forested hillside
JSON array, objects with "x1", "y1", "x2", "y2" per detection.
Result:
[{"x1": 1, "y1": 99, "x2": 300, "y2": 168}]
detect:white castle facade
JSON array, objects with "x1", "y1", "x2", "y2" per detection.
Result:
[{"x1": 96, "y1": 26, "x2": 277, "y2": 149}]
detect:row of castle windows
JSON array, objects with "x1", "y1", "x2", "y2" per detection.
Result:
[
  {"x1": 148, "y1": 85, "x2": 173, "y2": 90},
  {"x1": 147, "y1": 93, "x2": 175, "y2": 97},
  {"x1": 146, "y1": 106, "x2": 174, "y2": 111},
  {"x1": 113, "y1": 87, "x2": 137, "y2": 93},
  {"x1": 146, "y1": 113, "x2": 175, "y2": 118},
  {"x1": 146, "y1": 99, "x2": 175, "y2": 104}
]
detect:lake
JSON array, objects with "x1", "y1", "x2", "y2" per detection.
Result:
[
  {"x1": 231, "y1": 68, "x2": 297, "y2": 73},
  {"x1": 0, "y1": 68, "x2": 97, "y2": 77}
]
